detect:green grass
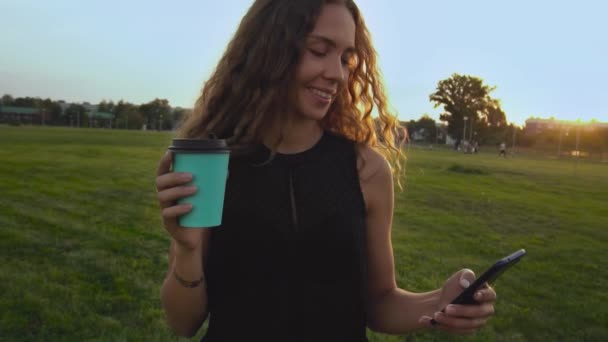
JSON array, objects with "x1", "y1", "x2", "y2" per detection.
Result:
[{"x1": 1, "y1": 126, "x2": 606, "y2": 341}]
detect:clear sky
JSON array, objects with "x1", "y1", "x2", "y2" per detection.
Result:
[{"x1": 1, "y1": 0, "x2": 606, "y2": 126}]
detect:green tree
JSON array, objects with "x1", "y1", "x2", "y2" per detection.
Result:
[
  {"x1": 139, "y1": 98, "x2": 171, "y2": 130},
  {"x1": 430, "y1": 74, "x2": 506, "y2": 141},
  {"x1": 483, "y1": 99, "x2": 507, "y2": 128},
  {"x1": 65, "y1": 104, "x2": 87, "y2": 127},
  {"x1": 405, "y1": 114, "x2": 437, "y2": 143},
  {"x1": 97, "y1": 100, "x2": 115, "y2": 113},
  {"x1": 40, "y1": 98, "x2": 63, "y2": 125},
  {"x1": 13, "y1": 97, "x2": 41, "y2": 108},
  {"x1": 1, "y1": 94, "x2": 14, "y2": 105},
  {"x1": 171, "y1": 107, "x2": 190, "y2": 130},
  {"x1": 114, "y1": 100, "x2": 143, "y2": 129}
]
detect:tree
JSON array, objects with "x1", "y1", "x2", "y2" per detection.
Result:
[
  {"x1": 13, "y1": 96, "x2": 41, "y2": 108},
  {"x1": 1, "y1": 94, "x2": 14, "y2": 105},
  {"x1": 40, "y1": 98, "x2": 63, "y2": 125},
  {"x1": 97, "y1": 100, "x2": 115, "y2": 113},
  {"x1": 171, "y1": 107, "x2": 190, "y2": 130},
  {"x1": 65, "y1": 104, "x2": 87, "y2": 127},
  {"x1": 114, "y1": 100, "x2": 143, "y2": 129},
  {"x1": 405, "y1": 114, "x2": 437, "y2": 143},
  {"x1": 139, "y1": 98, "x2": 171, "y2": 130},
  {"x1": 483, "y1": 99, "x2": 507, "y2": 128},
  {"x1": 430, "y1": 74, "x2": 506, "y2": 142}
]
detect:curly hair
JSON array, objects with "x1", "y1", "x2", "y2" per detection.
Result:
[{"x1": 178, "y1": 0, "x2": 405, "y2": 183}]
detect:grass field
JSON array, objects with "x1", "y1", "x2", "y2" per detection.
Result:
[{"x1": 1, "y1": 125, "x2": 606, "y2": 341}]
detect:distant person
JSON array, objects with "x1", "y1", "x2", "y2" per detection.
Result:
[
  {"x1": 473, "y1": 141, "x2": 479, "y2": 153},
  {"x1": 156, "y1": 1, "x2": 496, "y2": 340},
  {"x1": 499, "y1": 141, "x2": 507, "y2": 157},
  {"x1": 463, "y1": 140, "x2": 473, "y2": 154}
]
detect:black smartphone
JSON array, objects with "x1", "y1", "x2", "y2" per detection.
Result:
[
  {"x1": 450, "y1": 249, "x2": 527, "y2": 305},
  {"x1": 430, "y1": 249, "x2": 526, "y2": 325}
]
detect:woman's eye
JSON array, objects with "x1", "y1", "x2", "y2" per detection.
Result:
[{"x1": 309, "y1": 49, "x2": 326, "y2": 57}]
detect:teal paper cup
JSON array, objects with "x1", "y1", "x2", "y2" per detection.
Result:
[{"x1": 169, "y1": 138, "x2": 230, "y2": 228}]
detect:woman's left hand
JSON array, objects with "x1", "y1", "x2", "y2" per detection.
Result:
[{"x1": 419, "y1": 269, "x2": 496, "y2": 335}]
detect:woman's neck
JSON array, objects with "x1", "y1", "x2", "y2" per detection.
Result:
[{"x1": 265, "y1": 118, "x2": 323, "y2": 154}]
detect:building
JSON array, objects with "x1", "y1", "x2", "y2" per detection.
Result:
[
  {"x1": 525, "y1": 118, "x2": 608, "y2": 134},
  {"x1": 87, "y1": 111, "x2": 114, "y2": 128},
  {"x1": 524, "y1": 118, "x2": 561, "y2": 135},
  {"x1": 0, "y1": 105, "x2": 42, "y2": 124}
]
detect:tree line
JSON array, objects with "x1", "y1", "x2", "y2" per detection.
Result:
[
  {"x1": 2, "y1": 73, "x2": 606, "y2": 152},
  {"x1": 0, "y1": 94, "x2": 190, "y2": 131}
]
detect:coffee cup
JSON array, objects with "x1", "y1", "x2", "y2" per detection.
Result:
[{"x1": 169, "y1": 138, "x2": 230, "y2": 228}]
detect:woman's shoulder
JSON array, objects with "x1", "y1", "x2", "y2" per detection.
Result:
[
  {"x1": 356, "y1": 144, "x2": 391, "y2": 185},
  {"x1": 355, "y1": 144, "x2": 393, "y2": 214},
  {"x1": 323, "y1": 131, "x2": 390, "y2": 177},
  {"x1": 321, "y1": 131, "x2": 391, "y2": 182}
]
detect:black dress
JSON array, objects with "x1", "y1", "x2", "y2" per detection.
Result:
[{"x1": 202, "y1": 131, "x2": 368, "y2": 341}]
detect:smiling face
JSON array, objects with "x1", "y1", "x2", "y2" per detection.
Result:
[{"x1": 289, "y1": 3, "x2": 357, "y2": 123}]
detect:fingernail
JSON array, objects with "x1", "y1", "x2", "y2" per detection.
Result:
[
  {"x1": 460, "y1": 278, "x2": 471, "y2": 288},
  {"x1": 419, "y1": 316, "x2": 435, "y2": 326},
  {"x1": 475, "y1": 291, "x2": 483, "y2": 299},
  {"x1": 180, "y1": 173, "x2": 192, "y2": 181},
  {"x1": 446, "y1": 305, "x2": 455, "y2": 314}
]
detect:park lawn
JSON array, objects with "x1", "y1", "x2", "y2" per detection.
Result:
[{"x1": 0, "y1": 125, "x2": 606, "y2": 341}]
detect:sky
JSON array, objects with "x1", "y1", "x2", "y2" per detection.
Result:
[{"x1": 1, "y1": 0, "x2": 606, "y2": 126}]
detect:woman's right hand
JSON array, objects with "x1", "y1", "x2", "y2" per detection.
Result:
[{"x1": 156, "y1": 151, "x2": 207, "y2": 251}]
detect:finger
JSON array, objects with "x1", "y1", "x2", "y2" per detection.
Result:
[
  {"x1": 432, "y1": 312, "x2": 488, "y2": 330},
  {"x1": 459, "y1": 268, "x2": 476, "y2": 289},
  {"x1": 474, "y1": 286, "x2": 497, "y2": 303},
  {"x1": 419, "y1": 316, "x2": 478, "y2": 335},
  {"x1": 158, "y1": 186, "x2": 198, "y2": 207},
  {"x1": 156, "y1": 172, "x2": 193, "y2": 192},
  {"x1": 161, "y1": 203, "x2": 193, "y2": 219},
  {"x1": 156, "y1": 151, "x2": 173, "y2": 177},
  {"x1": 445, "y1": 303, "x2": 495, "y2": 319},
  {"x1": 419, "y1": 316, "x2": 436, "y2": 327}
]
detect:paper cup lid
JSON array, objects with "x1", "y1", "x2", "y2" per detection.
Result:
[{"x1": 169, "y1": 138, "x2": 229, "y2": 152}]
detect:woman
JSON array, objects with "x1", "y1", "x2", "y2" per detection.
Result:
[{"x1": 157, "y1": 0, "x2": 496, "y2": 340}]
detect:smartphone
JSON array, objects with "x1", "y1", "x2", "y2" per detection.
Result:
[
  {"x1": 430, "y1": 249, "x2": 526, "y2": 325},
  {"x1": 450, "y1": 249, "x2": 526, "y2": 305}
]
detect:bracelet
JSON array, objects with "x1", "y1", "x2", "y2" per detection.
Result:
[{"x1": 173, "y1": 269, "x2": 205, "y2": 288}]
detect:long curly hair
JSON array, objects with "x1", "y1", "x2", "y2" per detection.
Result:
[{"x1": 178, "y1": 0, "x2": 405, "y2": 182}]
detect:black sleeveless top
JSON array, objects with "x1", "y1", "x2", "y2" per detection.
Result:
[{"x1": 203, "y1": 131, "x2": 368, "y2": 341}]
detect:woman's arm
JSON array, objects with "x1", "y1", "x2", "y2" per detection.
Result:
[
  {"x1": 358, "y1": 145, "x2": 437, "y2": 333},
  {"x1": 161, "y1": 238, "x2": 210, "y2": 337},
  {"x1": 358, "y1": 146, "x2": 495, "y2": 335},
  {"x1": 156, "y1": 151, "x2": 213, "y2": 337}
]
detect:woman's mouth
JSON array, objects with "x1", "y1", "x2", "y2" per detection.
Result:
[{"x1": 307, "y1": 87, "x2": 334, "y2": 104}]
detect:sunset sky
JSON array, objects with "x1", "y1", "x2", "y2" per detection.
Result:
[{"x1": 1, "y1": 0, "x2": 606, "y2": 126}]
